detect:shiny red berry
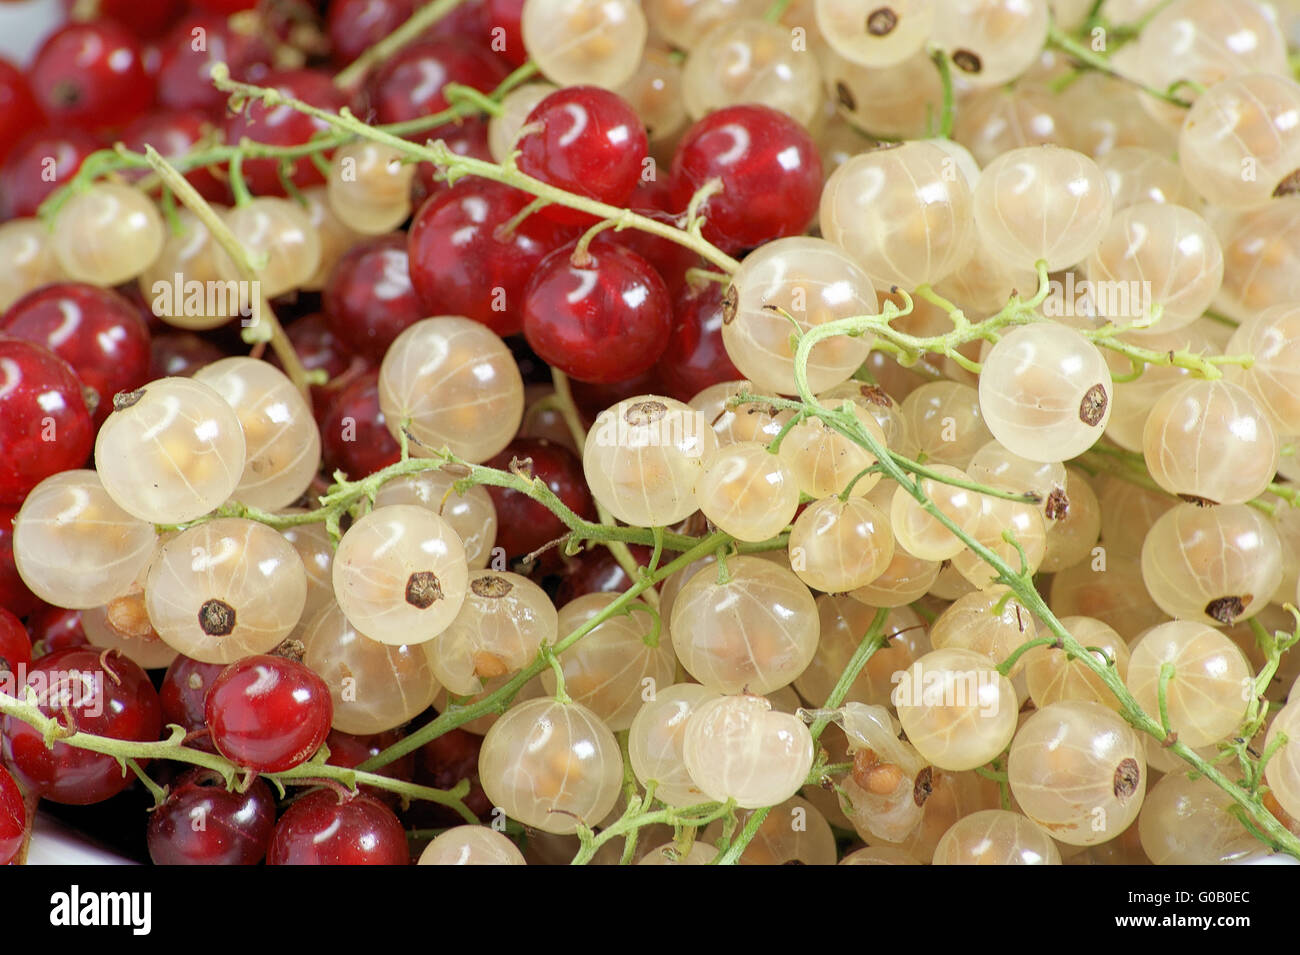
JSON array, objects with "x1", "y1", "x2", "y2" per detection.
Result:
[
  {"x1": 363, "y1": 38, "x2": 508, "y2": 128},
  {"x1": 319, "y1": 369, "x2": 402, "y2": 479},
  {"x1": 159, "y1": 655, "x2": 226, "y2": 746},
  {"x1": 522, "y1": 240, "x2": 672, "y2": 384},
  {"x1": 88, "y1": 0, "x2": 183, "y2": 39},
  {"x1": 408, "y1": 179, "x2": 572, "y2": 337},
  {"x1": 323, "y1": 234, "x2": 424, "y2": 362},
  {"x1": 0, "y1": 338, "x2": 94, "y2": 506},
  {"x1": 146, "y1": 767, "x2": 276, "y2": 865},
  {"x1": 516, "y1": 86, "x2": 648, "y2": 226},
  {"x1": 206, "y1": 654, "x2": 333, "y2": 774},
  {"x1": 0, "y1": 606, "x2": 31, "y2": 679},
  {"x1": 223, "y1": 69, "x2": 345, "y2": 196},
  {"x1": 2, "y1": 648, "x2": 162, "y2": 805},
  {"x1": 119, "y1": 108, "x2": 227, "y2": 202},
  {"x1": 655, "y1": 280, "x2": 741, "y2": 403},
  {"x1": 0, "y1": 764, "x2": 23, "y2": 865},
  {"x1": 2, "y1": 284, "x2": 152, "y2": 427},
  {"x1": 25, "y1": 607, "x2": 86, "y2": 659},
  {"x1": 0, "y1": 127, "x2": 101, "y2": 220},
  {"x1": 0, "y1": 508, "x2": 39, "y2": 618},
  {"x1": 328, "y1": 0, "x2": 415, "y2": 66},
  {"x1": 29, "y1": 20, "x2": 155, "y2": 133},
  {"x1": 156, "y1": 13, "x2": 274, "y2": 115},
  {"x1": 670, "y1": 104, "x2": 822, "y2": 253},
  {"x1": 267, "y1": 788, "x2": 409, "y2": 865},
  {"x1": 0, "y1": 59, "x2": 42, "y2": 165},
  {"x1": 483, "y1": 437, "x2": 595, "y2": 570}
]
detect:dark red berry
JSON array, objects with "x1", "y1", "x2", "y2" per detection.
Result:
[
  {"x1": 267, "y1": 788, "x2": 409, "y2": 865},
  {"x1": 0, "y1": 59, "x2": 42, "y2": 165},
  {"x1": 155, "y1": 13, "x2": 274, "y2": 115},
  {"x1": 282, "y1": 312, "x2": 370, "y2": 419},
  {"x1": 319, "y1": 369, "x2": 402, "y2": 480},
  {"x1": 0, "y1": 764, "x2": 23, "y2": 865},
  {"x1": 149, "y1": 331, "x2": 226, "y2": 380},
  {"x1": 29, "y1": 20, "x2": 155, "y2": 133},
  {"x1": 119, "y1": 108, "x2": 227, "y2": 202},
  {"x1": 2, "y1": 648, "x2": 162, "y2": 805},
  {"x1": 655, "y1": 279, "x2": 741, "y2": 403},
  {"x1": 324, "y1": 728, "x2": 416, "y2": 808},
  {"x1": 411, "y1": 115, "x2": 492, "y2": 206},
  {"x1": 522, "y1": 240, "x2": 672, "y2": 384},
  {"x1": 206, "y1": 654, "x2": 333, "y2": 773},
  {"x1": 0, "y1": 339, "x2": 94, "y2": 506},
  {"x1": 408, "y1": 179, "x2": 573, "y2": 337},
  {"x1": 223, "y1": 69, "x2": 345, "y2": 196},
  {"x1": 485, "y1": 0, "x2": 527, "y2": 66},
  {"x1": 0, "y1": 127, "x2": 102, "y2": 220},
  {"x1": 0, "y1": 508, "x2": 39, "y2": 618},
  {"x1": 0, "y1": 606, "x2": 31, "y2": 681},
  {"x1": 323, "y1": 234, "x2": 424, "y2": 362},
  {"x1": 86, "y1": 0, "x2": 184, "y2": 39},
  {"x1": 670, "y1": 104, "x2": 822, "y2": 253},
  {"x1": 25, "y1": 607, "x2": 86, "y2": 659},
  {"x1": 516, "y1": 86, "x2": 648, "y2": 226},
  {"x1": 415, "y1": 726, "x2": 492, "y2": 822},
  {"x1": 362, "y1": 38, "x2": 508, "y2": 129},
  {"x1": 328, "y1": 0, "x2": 415, "y2": 66},
  {"x1": 159, "y1": 655, "x2": 226, "y2": 744},
  {"x1": 483, "y1": 437, "x2": 595, "y2": 570},
  {"x1": 146, "y1": 767, "x2": 276, "y2": 865},
  {"x1": 2, "y1": 284, "x2": 152, "y2": 427}
]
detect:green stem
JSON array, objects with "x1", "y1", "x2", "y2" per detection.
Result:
[{"x1": 1046, "y1": 24, "x2": 1192, "y2": 107}]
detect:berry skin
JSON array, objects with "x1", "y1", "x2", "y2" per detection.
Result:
[
  {"x1": 483, "y1": 437, "x2": 596, "y2": 571},
  {"x1": 2, "y1": 648, "x2": 162, "y2": 805},
  {"x1": 0, "y1": 127, "x2": 101, "y2": 220},
  {"x1": 119, "y1": 109, "x2": 228, "y2": 203},
  {"x1": 363, "y1": 38, "x2": 509, "y2": 128},
  {"x1": 515, "y1": 86, "x2": 649, "y2": 226},
  {"x1": 146, "y1": 768, "x2": 276, "y2": 866},
  {"x1": 2, "y1": 284, "x2": 152, "y2": 428},
  {"x1": 155, "y1": 12, "x2": 274, "y2": 115},
  {"x1": 655, "y1": 280, "x2": 742, "y2": 403},
  {"x1": 0, "y1": 339, "x2": 94, "y2": 506},
  {"x1": 267, "y1": 789, "x2": 410, "y2": 865},
  {"x1": 407, "y1": 179, "x2": 573, "y2": 337},
  {"x1": 205, "y1": 654, "x2": 333, "y2": 774},
  {"x1": 29, "y1": 20, "x2": 155, "y2": 133},
  {"x1": 329, "y1": 0, "x2": 416, "y2": 66},
  {"x1": 319, "y1": 370, "x2": 403, "y2": 480},
  {"x1": 0, "y1": 764, "x2": 23, "y2": 866},
  {"x1": 0, "y1": 607, "x2": 31, "y2": 677},
  {"x1": 159, "y1": 655, "x2": 227, "y2": 749},
  {"x1": 0, "y1": 59, "x2": 42, "y2": 165},
  {"x1": 522, "y1": 240, "x2": 672, "y2": 384},
  {"x1": 223, "y1": 69, "x2": 346, "y2": 197},
  {"x1": 0, "y1": 507, "x2": 41, "y2": 618},
  {"x1": 323, "y1": 234, "x2": 426, "y2": 362},
  {"x1": 670, "y1": 104, "x2": 823, "y2": 253}
]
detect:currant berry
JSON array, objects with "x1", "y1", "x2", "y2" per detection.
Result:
[
  {"x1": 267, "y1": 789, "x2": 409, "y2": 865},
  {"x1": 206, "y1": 654, "x2": 333, "y2": 773},
  {"x1": 147, "y1": 768, "x2": 276, "y2": 866}
]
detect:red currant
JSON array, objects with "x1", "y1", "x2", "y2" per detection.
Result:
[
  {"x1": 516, "y1": 86, "x2": 649, "y2": 226},
  {"x1": 328, "y1": 0, "x2": 415, "y2": 67},
  {"x1": 159, "y1": 655, "x2": 226, "y2": 748},
  {"x1": 485, "y1": 0, "x2": 527, "y2": 66},
  {"x1": 522, "y1": 240, "x2": 672, "y2": 384},
  {"x1": 0, "y1": 59, "x2": 41, "y2": 165},
  {"x1": 2, "y1": 284, "x2": 152, "y2": 427},
  {"x1": 0, "y1": 127, "x2": 102, "y2": 220},
  {"x1": 407, "y1": 179, "x2": 573, "y2": 337},
  {"x1": 283, "y1": 312, "x2": 370, "y2": 419},
  {"x1": 363, "y1": 38, "x2": 508, "y2": 128},
  {"x1": 2, "y1": 648, "x2": 162, "y2": 805},
  {"x1": 483, "y1": 437, "x2": 596, "y2": 570},
  {"x1": 0, "y1": 508, "x2": 39, "y2": 618},
  {"x1": 86, "y1": 0, "x2": 183, "y2": 39},
  {"x1": 555, "y1": 544, "x2": 656, "y2": 605},
  {"x1": 0, "y1": 338, "x2": 94, "y2": 506},
  {"x1": 324, "y1": 728, "x2": 416, "y2": 808},
  {"x1": 323, "y1": 234, "x2": 424, "y2": 362},
  {"x1": 0, "y1": 606, "x2": 31, "y2": 679},
  {"x1": 155, "y1": 12, "x2": 274, "y2": 115},
  {"x1": 149, "y1": 331, "x2": 226, "y2": 380},
  {"x1": 0, "y1": 764, "x2": 22, "y2": 866},
  {"x1": 670, "y1": 104, "x2": 822, "y2": 253},
  {"x1": 319, "y1": 369, "x2": 402, "y2": 479},
  {"x1": 29, "y1": 20, "x2": 155, "y2": 133},
  {"x1": 224, "y1": 69, "x2": 346, "y2": 196},
  {"x1": 412, "y1": 116, "x2": 492, "y2": 205},
  {"x1": 612, "y1": 178, "x2": 699, "y2": 298},
  {"x1": 655, "y1": 280, "x2": 741, "y2": 403},
  {"x1": 267, "y1": 788, "x2": 409, "y2": 865},
  {"x1": 120, "y1": 108, "x2": 227, "y2": 202},
  {"x1": 146, "y1": 767, "x2": 276, "y2": 865},
  {"x1": 25, "y1": 607, "x2": 86, "y2": 659},
  {"x1": 415, "y1": 726, "x2": 492, "y2": 822},
  {"x1": 206, "y1": 654, "x2": 333, "y2": 774}
]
